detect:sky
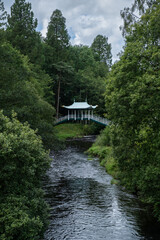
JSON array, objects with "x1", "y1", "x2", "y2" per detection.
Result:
[{"x1": 4, "y1": 0, "x2": 134, "y2": 62}]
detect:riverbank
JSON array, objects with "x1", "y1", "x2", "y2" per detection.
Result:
[
  {"x1": 87, "y1": 145, "x2": 119, "y2": 183},
  {"x1": 55, "y1": 123, "x2": 119, "y2": 182},
  {"x1": 54, "y1": 124, "x2": 160, "y2": 222},
  {"x1": 54, "y1": 123, "x2": 103, "y2": 141},
  {"x1": 87, "y1": 126, "x2": 160, "y2": 224},
  {"x1": 87, "y1": 127, "x2": 119, "y2": 184}
]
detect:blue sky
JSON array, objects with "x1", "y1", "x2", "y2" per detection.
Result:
[{"x1": 4, "y1": 0, "x2": 134, "y2": 62}]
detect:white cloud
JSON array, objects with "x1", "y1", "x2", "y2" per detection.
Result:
[
  {"x1": 4, "y1": 0, "x2": 134, "y2": 62},
  {"x1": 41, "y1": 18, "x2": 48, "y2": 37},
  {"x1": 73, "y1": 33, "x2": 81, "y2": 45}
]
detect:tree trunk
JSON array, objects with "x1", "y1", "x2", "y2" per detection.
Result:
[{"x1": 56, "y1": 78, "x2": 61, "y2": 119}]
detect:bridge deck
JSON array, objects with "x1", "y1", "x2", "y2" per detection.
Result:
[{"x1": 55, "y1": 114, "x2": 109, "y2": 126}]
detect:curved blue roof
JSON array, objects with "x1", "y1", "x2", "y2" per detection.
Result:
[{"x1": 63, "y1": 101, "x2": 97, "y2": 110}]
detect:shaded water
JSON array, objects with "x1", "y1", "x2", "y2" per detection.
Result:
[{"x1": 43, "y1": 137, "x2": 160, "y2": 240}]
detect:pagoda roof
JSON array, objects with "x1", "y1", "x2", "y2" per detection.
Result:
[{"x1": 63, "y1": 101, "x2": 97, "y2": 110}]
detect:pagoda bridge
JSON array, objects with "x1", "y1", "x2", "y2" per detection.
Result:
[{"x1": 55, "y1": 101, "x2": 110, "y2": 126}]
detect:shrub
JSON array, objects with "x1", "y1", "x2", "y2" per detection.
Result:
[
  {"x1": 94, "y1": 126, "x2": 111, "y2": 146},
  {"x1": 0, "y1": 111, "x2": 51, "y2": 240}
]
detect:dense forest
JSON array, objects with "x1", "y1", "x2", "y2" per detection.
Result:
[
  {"x1": 0, "y1": 0, "x2": 112, "y2": 239},
  {"x1": 90, "y1": 0, "x2": 160, "y2": 223},
  {"x1": 0, "y1": 0, "x2": 160, "y2": 239},
  {"x1": 105, "y1": 0, "x2": 160, "y2": 221}
]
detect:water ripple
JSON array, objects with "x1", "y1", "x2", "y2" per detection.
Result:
[{"x1": 43, "y1": 139, "x2": 160, "y2": 240}]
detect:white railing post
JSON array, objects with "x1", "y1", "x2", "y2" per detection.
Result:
[
  {"x1": 56, "y1": 113, "x2": 110, "y2": 126},
  {"x1": 88, "y1": 110, "x2": 90, "y2": 120}
]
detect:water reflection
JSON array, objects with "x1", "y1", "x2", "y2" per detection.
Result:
[{"x1": 43, "y1": 138, "x2": 160, "y2": 240}]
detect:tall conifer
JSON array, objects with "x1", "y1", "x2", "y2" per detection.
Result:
[
  {"x1": 91, "y1": 35, "x2": 112, "y2": 68},
  {"x1": 7, "y1": 0, "x2": 43, "y2": 65},
  {"x1": 46, "y1": 9, "x2": 70, "y2": 60},
  {"x1": 46, "y1": 9, "x2": 71, "y2": 118}
]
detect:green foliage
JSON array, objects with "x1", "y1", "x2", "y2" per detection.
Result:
[
  {"x1": 83, "y1": 123, "x2": 103, "y2": 135},
  {"x1": 0, "y1": 193, "x2": 49, "y2": 240},
  {"x1": 29, "y1": 64, "x2": 54, "y2": 105},
  {"x1": 88, "y1": 144, "x2": 118, "y2": 179},
  {"x1": 46, "y1": 9, "x2": 70, "y2": 55},
  {"x1": 7, "y1": 0, "x2": 44, "y2": 65},
  {"x1": 105, "y1": 2, "x2": 160, "y2": 219},
  {"x1": 87, "y1": 126, "x2": 119, "y2": 179},
  {"x1": 55, "y1": 123, "x2": 85, "y2": 140},
  {"x1": 0, "y1": 41, "x2": 56, "y2": 147},
  {"x1": 120, "y1": 0, "x2": 159, "y2": 36},
  {"x1": 43, "y1": 10, "x2": 111, "y2": 117},
  {"x1": 45, "y1": 9, "x2": 71, "y2": 117},
  {"x1": 94, "y1": 127, "x2": 111, "y2": 146},
  {"x1": 0, "y1": 0, "x2": 7, "y2": 28},
  {"x1": 65, "y1": 45, "x2": 109, "y2": 115},
  {"x1": 88, "y1": 145, "x2": 109, "y2": 159},
  {"x1": 44, "y1": 24, "x2": 111, "y2": 116},
  {"x1": 54, "y1": 123, "x2": 100, "y2": 141},
  {"x1": 0, "y1": 111, "x2": 51, "y2": 240},
  {"x1": 91, "y1": 34, "x2": 112, "y2": 68}
]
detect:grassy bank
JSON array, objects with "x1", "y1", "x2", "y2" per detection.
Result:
[
  {"x1": 88, "y1": 126, "x2": 160, "y2": 223},
  {"x1": 88, "y1": 145, "x2": 118, "y2": 179},
  {"x1": 54, "y1": 123, "x2": 103, "y2": 141},
  {"x1": 55, "y1": 123, "x2": 85, "y2": 141},
  {"x1": 87, "y1": 127, "x2": 119, "y2": 182}
]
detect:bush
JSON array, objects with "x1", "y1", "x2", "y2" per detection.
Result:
[
  {"x1": 0, "y1": 111, "x2": 51, "y2": 240},
  {"x1": 87, "y1": 126, "x2": 119, "y2": 179},
  {"x1": 94, "y1": 126, "x2": 111, "y2": 146},
  {"x1": 0, "y1": 42, "x2": 56, "y2": 148}
]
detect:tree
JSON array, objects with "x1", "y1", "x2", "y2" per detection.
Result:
[
  {"x1": 66, "y1": 45, "x2": 108, "y2": 115},
  {"x1": 0, "y1": 41, "x2": 56, "y2": 147},
  {"x1": 0, "y1": 111, "x2": 51, "y2": 239},
  {"x1": 45, "y1": 9, "x2": 71, "y2": 118},
  {"x1": 0, "y1": 0, "x2": 7, "y2": 29},
  {"x1": 120, "y1": 0, "x2": 159, "y2": 36},
  {"x1": 91, "y1": 35, "x2": 112, "y2": 68},
  {"x1": 105, "y1": 2, "x2": 160, "y2": 220},
  {"x1": 44, "y1": 11, "x2": 110, "y2": 117},
  {"x1": 0, "y1": 0, "x2": 7, "y2": 42},
  {"x1": 46, "y1": 9, "x2": 70, "y2": 59},
  {"x1": 7, "y1": 0, "x2": 44, "y2": 65},
  {"x1": 53, "y1": 61, "x2": 74, "y2": 118}
]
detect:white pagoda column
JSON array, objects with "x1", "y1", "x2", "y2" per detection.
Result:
[
  {"x1": 74, "y1": 110, "x2": 76, "y2": 120},
  {"x1": 81, "y1": 110, "x2": 83, "y2": 120},
  {"x1": 68, "y1": 110, "x2": 69, "y2": 120},
  {"x1": 88, "y1": 110, "x2": 90, "y2": 120}
]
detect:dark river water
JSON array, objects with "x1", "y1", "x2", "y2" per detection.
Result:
[{"x1": 43, "y1": 137, "x2": 160, "y2": 240}]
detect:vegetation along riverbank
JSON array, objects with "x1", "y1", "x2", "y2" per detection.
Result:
[
  {"x1": 0, "y1": 0, "x2": 160, "y2": 239},
  {"x1": 88, "y1": 123, "x2": 160, "y2": 220},
  {"x1": 87, "y1": 126, "x2": 119, "y2": 184},
  {"x1": 54, "y1": 123, "x2": 103, "y2": 141}
]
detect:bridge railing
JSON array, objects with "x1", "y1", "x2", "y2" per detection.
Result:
[
  {"x1": 55, "y1": 115, "x2": 68, "y2": 123},
  {"x1": 91, "y1": 115, "x2": 110, "y2": 126},
  {"x1": 55, "y1": 114, "x2": 110, "y2": 126}
]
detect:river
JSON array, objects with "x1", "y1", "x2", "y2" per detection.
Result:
[{"x1": 43, "y1": 136, "x2": 160, "y2": 240}]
